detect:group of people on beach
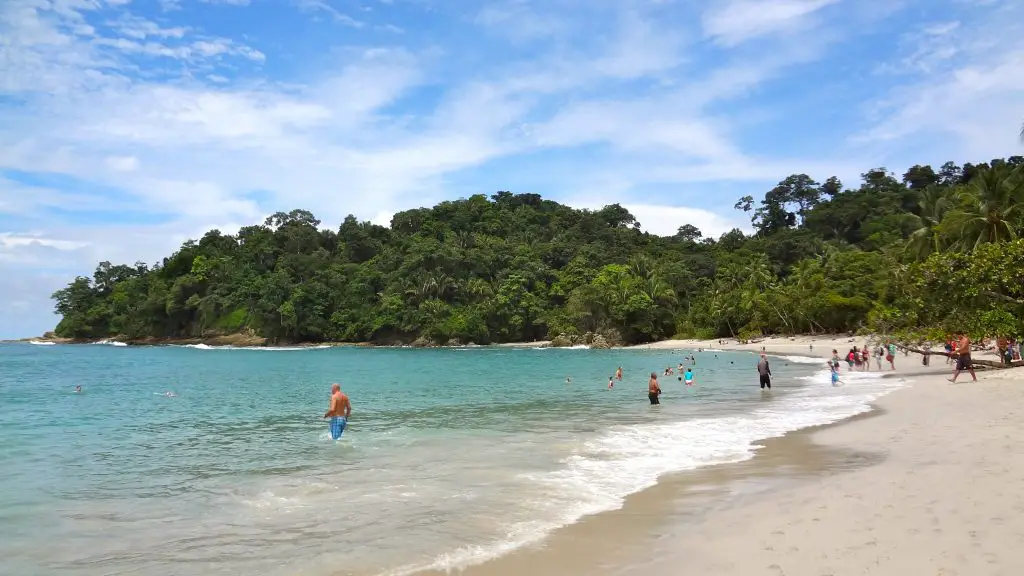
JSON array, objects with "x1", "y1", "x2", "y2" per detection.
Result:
[{"x1": 826, "y1": 342, "x2": 899, "y2": 373}]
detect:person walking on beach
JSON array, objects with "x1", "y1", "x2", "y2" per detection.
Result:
[
  {"x1": 949, "y1": 333, "x2": 977, "y2": 383},
  {"x1": 886, "y1": 342, "x2": 897, "y2": 370},
  {"x1": 757, "y1": 354, "x2": 772, "y2": 390},
  {"x1": 323, "y1": 383, "x2": 351, "y2": 440},
  {"x1": 648, "y1": 372, "x2": 661, "y2": 405}
]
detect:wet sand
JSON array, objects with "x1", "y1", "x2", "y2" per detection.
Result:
[{"x1": 416, "y1": 361, "x2": 1024, "y2": 576}]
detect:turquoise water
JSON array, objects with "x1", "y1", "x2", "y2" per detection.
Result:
[{"x1": 0, "y1": 343, "x2": 904, "y2": 575}]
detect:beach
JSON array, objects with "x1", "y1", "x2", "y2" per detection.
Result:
[
  {"x1": 435, "y1": 337, "x2": 1024, "y2": 576},
  {"x1": 6, "y1": 338, "x2": 1023, "y2": 575}
]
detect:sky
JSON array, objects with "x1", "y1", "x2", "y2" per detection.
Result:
[{"x1": 1, "y1": 0, "x2": 1023, "y2": 338}]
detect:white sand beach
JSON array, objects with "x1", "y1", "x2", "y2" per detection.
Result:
[
  {"x1": 644, "y1": 364, "x2": 1024, "y2": 575},
  {"x1": 442, "y1": 337, "x2": 1024, "y2": 576},
  {"x1": 636, "y1": 333, "x2": 1009, "y2": 363}
]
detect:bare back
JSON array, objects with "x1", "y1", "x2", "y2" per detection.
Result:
[{"x1": 327, "y1": 392, "x2": 351, "y2": 418}]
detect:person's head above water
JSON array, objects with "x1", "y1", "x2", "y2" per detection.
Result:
[
  {"x1": 650, "y1": 372, "x2": 657, "y2": 378},
  {"x1": 331, "y1": 383, "x2": 340, "y2": 393}
]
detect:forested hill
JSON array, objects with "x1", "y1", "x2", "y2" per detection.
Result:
[{"x1": 52, "y1": 157, "x2": 1024, "y2": 346}]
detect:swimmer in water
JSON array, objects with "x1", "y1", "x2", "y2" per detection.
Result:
[
  {"x1": 608, "y1": 376, "x2": 614, "y2": 389},
  {"x1": 74, "y1": 385, "x2": 82, "y2": 393},
  {"x1": 323, "y1": 383, "x2": 351, "y2": 440},
  {"x1": 165, "y1": 391, "x2": 176, "y2": 397},
  {"x1": 566, "y1": 376, "x2": 572, "y2": 385},
  {"x1": 648, "y1": 372, "x2": 661, "y2": 405}
]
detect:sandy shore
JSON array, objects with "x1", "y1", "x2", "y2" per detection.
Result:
[
  {"x1": 635, "y1": 334, "x2": 1008, "y2": 364},
  {"x1": 422, "y1": 341, "x2": 1024, "y2": 576},
  {"x1": 649, "y1": 365, "x2": 1024, "y2": 576}
]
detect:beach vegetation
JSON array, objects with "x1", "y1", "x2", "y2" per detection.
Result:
[{"x1": 51, "y1": 158, "x2": 1024, "y2": 345}]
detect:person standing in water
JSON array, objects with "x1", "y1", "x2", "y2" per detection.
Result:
[
  {"x1": 616, "y1": 366, "x2": 623, "y2": 381},
  {"x1": 949, "y1": 333, "x2": 977, "y2": 383},
  {"x1": 757, "y1": 353, "x2": 772, "y2": 390},
  {"x1": 648, "y1": 372, "x2": 661, "y2": 405},
  {"x1": 323, "y1": 383, "x2": 351, "y2": 440},
  {"x1": 684, "y1": 368, "x2": 695, "y2": 386},
  {"x1": 607, "y1": 376, "x2": 614, "y2": 389}
]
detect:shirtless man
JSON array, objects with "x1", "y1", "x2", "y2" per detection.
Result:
[
  {"x1": 648, "y1": 372, "x2": 661, "y2": 405},
  {"x1": 949, "y1": 333, "x2": 977, "y2": 383},
  {"x1": 323, "y1": 383, "x2": 352, "y2": 440},
  {"x1": 757, "y1": 353, "x2": 772, "y2": 390}
]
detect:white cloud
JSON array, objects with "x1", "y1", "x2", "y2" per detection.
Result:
[
  {"x1": 104, "y1": 155, "x2": 139, "y2": 171},
  {"x1": 0, "y1": 233, "x2": 88, "y2": 252},
  {"x1": 295, "y1": 0, "x2": 363, "y2": 27},
  {"x1": 567, "y1": 202, "x2": 751, "y2": 238},
  {"x1": 703, "y1": 0, "x2": 838, "y2": 46},
  {"x1": 1, "y1": 0, "x2": 1019, "y2": 337},
  {"x1": 856, "y1": 1, "x2": 1024, "y2": 162}
]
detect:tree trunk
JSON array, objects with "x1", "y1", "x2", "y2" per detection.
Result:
[{"x1": 896, "y1": 344, "x2": 1023, "y2": 369}]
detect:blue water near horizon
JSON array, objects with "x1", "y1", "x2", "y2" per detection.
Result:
[{"x1": 0, "y1": 342, "x2": 906, "y2": 576}]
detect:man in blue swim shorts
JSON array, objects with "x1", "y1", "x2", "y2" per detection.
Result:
[{"x1": 323, "y1": 383, "x2": 351, "y2": 439}]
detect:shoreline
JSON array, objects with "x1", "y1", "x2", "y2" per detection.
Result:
[
  {"x1": 7, "y1": 335, "x2": 554, "y2": 349},
  {"x1": 398, "y1": 348, "x2": 918, "y2": 576},
  {"x1": 415, "y1": 360, "x2": 1024, "y2": 576}
]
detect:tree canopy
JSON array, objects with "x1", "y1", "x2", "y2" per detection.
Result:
[{"x1": 52, "y1": 157, "x2": 1024, "y2": 346}]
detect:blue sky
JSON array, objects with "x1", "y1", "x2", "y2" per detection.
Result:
[{"x1": 1, "y1": 0, "x2": 1023, "y2": 338}]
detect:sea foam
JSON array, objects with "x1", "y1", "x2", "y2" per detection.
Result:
[
  {"x1": 389, "y1": 367, "x2": 906, "y2": 575},
  {"x1": 180, "y1": 343, "x2": 330, "y2": 351}
]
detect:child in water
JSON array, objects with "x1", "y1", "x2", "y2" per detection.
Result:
[
  {"x1": 829, "y1": 363, "x2": 841, "y2": 386},
  {"x1": 607, "y1": 377, "x2": 614, "y2": 389}
]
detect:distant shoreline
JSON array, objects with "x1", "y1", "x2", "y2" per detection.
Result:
[{"x1": 6, "y1": 334, "x2": 556, "y2": 349}]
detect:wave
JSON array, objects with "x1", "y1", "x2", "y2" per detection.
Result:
[
  {"x1": 387, "y1": 370, "x2": 906, "y2": 575},
  {"x1": 93, "y1": 340, "x2": 128, "y2": 347},
  {"x1": 180, "y1": 343, "x2": 331, "y2": 351},
  {"x1": 771, "y1": 354, "x2": 828, "y2": 365},
  {"x1": 28, "y1": 340, "x2": 55, "y2": 346}
]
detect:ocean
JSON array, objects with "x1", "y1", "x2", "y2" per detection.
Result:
[{"x1": 0, "y1": 342, "x2": 906, "y2": 576}]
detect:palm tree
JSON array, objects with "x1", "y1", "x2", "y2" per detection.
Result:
[
  {"x1": 945, "y1": 165, "x2": 1024, "y2": 250},
  {"x1": 640, "y1": 276, "x2": 677, "y2": 307},
  {"x1": 905, "y1": 185, "x2": 951, "y2": 258},
  {"x1": 628, "y1": 254, "x2": 655, "y2": 280},
  {"x1": 465, "y1": 277, "x2": 493, "y2": 303}
]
